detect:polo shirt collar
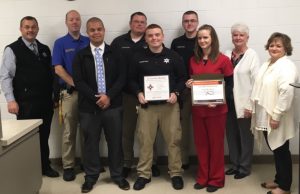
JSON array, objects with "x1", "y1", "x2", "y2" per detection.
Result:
[
  {"x1": 126, "y1": 30, "x2": 145, "y2": 43},
  {"x1": 146, "y1": 45, "x2": 167, "y2": 56},
  {"x1": 183, "y1": 33, "x2": 196, "y2": 41},
  {"x1": 67, "y1": 33, "x2": 86, "y2": 42}
]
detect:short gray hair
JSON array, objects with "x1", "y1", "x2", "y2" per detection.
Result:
[{"x1": 231, "y1": 23, "x2": 249, "y2": 35}]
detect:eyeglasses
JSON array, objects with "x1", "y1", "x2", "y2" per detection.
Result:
[{"x1": 183, "y1": 19, "x2": 198, "y2": 24}]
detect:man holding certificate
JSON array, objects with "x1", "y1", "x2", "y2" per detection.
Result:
[{"x1": 129, "y1": 24, "x2": 187, "y2": 190}]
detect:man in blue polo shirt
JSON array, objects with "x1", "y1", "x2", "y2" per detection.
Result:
[{"x1": 52, "y1": 10, "x2": 89, "y2": 181}]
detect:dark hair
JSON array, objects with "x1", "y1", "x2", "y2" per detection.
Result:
[
  {"x1": 183, "y1": 10, "x2": 198, "y2": 19},
  {"x1": 145, "y1": 24, "x2": 163, "y2": 34},
  {"x1": 130, "y1": 12, "x2": 147, "y2": 23},
  {"x1": 86, "y1": 17, "x2": 104, "y2": 29},
  {"x1": 194, "y1": 24, "x2": 220, "y2": 63},
  {"x1": 20, "y1": 16, "x2": 38, "y2": 27},
  {"x1": 265, "y1": 32, "x2": 293, "y2": 56}
]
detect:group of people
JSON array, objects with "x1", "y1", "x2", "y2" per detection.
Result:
[{"x1": 0, "y1": 9, "x2": 298, "y2": 194}]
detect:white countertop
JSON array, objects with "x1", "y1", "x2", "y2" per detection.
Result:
[{"x1": 1, "y1": 119, "x2": 43, "y2": 146}]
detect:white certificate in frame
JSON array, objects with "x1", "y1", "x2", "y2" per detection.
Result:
[
  {"x1": 191, "y1": 79, "x2": 225, "y2": 105},
  {"x1": 144, "y1": 75, "x2": 169, "y2": 101}
]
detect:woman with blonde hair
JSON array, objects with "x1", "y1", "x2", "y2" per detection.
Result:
[{"x1": 225, "y1": 23, "x2": 260, "y2": 179}]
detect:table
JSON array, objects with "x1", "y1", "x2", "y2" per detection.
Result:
[{"x1": 0, "y1": 119, "x2": 43, "y2": 194}]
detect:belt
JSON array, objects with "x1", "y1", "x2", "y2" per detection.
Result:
[
  {"x1": 60, "y1": 85, "x2": 76, "y2": 94},
  {"x1": 148, "y1": 101, "x2": 167, "y2": 105},
  {"x1": 141, "y1": 101, "x2": 167, "y2": 108}
]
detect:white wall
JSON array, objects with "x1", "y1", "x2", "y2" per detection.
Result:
[{"x1": 0, "y1": 0, "x2": 299, "y2": 158}]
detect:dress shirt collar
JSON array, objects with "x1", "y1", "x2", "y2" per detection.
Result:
[
  {"x1": 90, "y1": 42, "x2": 105, "y2": 56},
  {"x1": 22, "y1": 37, "x2": 37, "y2": 48}
]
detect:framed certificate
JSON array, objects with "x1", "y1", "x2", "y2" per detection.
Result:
[
  {"x1": 144, "y1": 75, "x2": 169, "y2": 101},
  {"x1": 191, "y1": 74, "x2": 225, "y2": 105}
]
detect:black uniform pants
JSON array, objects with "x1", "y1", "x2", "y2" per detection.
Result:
[{"x1": 17, "y1": 100, "x2": 54, "y2": 172}]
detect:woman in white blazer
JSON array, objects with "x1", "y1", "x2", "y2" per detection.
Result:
[
  {"x1": 247, "y1": 32, "x2": 298, "y2": 194},
  {"x1": 225, "y1": 23, "x2": 260, "y2": 179}
]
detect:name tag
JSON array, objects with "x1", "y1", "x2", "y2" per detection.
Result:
[
  {"x1": 65, "y1": 48, "x2": 75, "y2": 53},
  {"x1": 139, "y1": 60, "x2": 149, "y2": 63}
]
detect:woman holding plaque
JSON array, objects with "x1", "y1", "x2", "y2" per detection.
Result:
[
  {"x1": 247, "y1": 32, "x2": 297, "y2": 194},
  {"x1": 224, "y1": 23, "x2": 260, "y2": 179},
  {"x1": 186, "y1": 24, "x2": 233, "y2": 192}
]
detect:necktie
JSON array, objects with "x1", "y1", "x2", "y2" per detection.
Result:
[
  {"x1": 30, "y1": 43, "x2": 39, "y2": 56},
  {"x1": 95, "y1": 48, "x2": 106, "y2": 94}
]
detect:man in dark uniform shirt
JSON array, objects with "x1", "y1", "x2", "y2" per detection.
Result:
[
  {"x1": 111, "y1": 12, "x2": 161, "y2": 178},
  {"x1": 171, "y1": 10, "x2": 199, "y2": 170},
  {"x1": 130, "y1": 24, "x2": 187, "y2": 191}
]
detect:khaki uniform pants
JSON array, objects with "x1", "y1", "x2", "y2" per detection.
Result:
[
  {"x1": 61, "y1": 91, "x2": 81, "y2": 169},
  {"x1": 136, "y1": 103, "x2": 182, "y2": 178}
]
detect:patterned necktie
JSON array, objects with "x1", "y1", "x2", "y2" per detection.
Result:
[
  {"x1": 30, "y1": 43, "x2": 39, "y2": 56},
  {"x1": 95, "y1": 48, "x2": 106, "y2": 94}
]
